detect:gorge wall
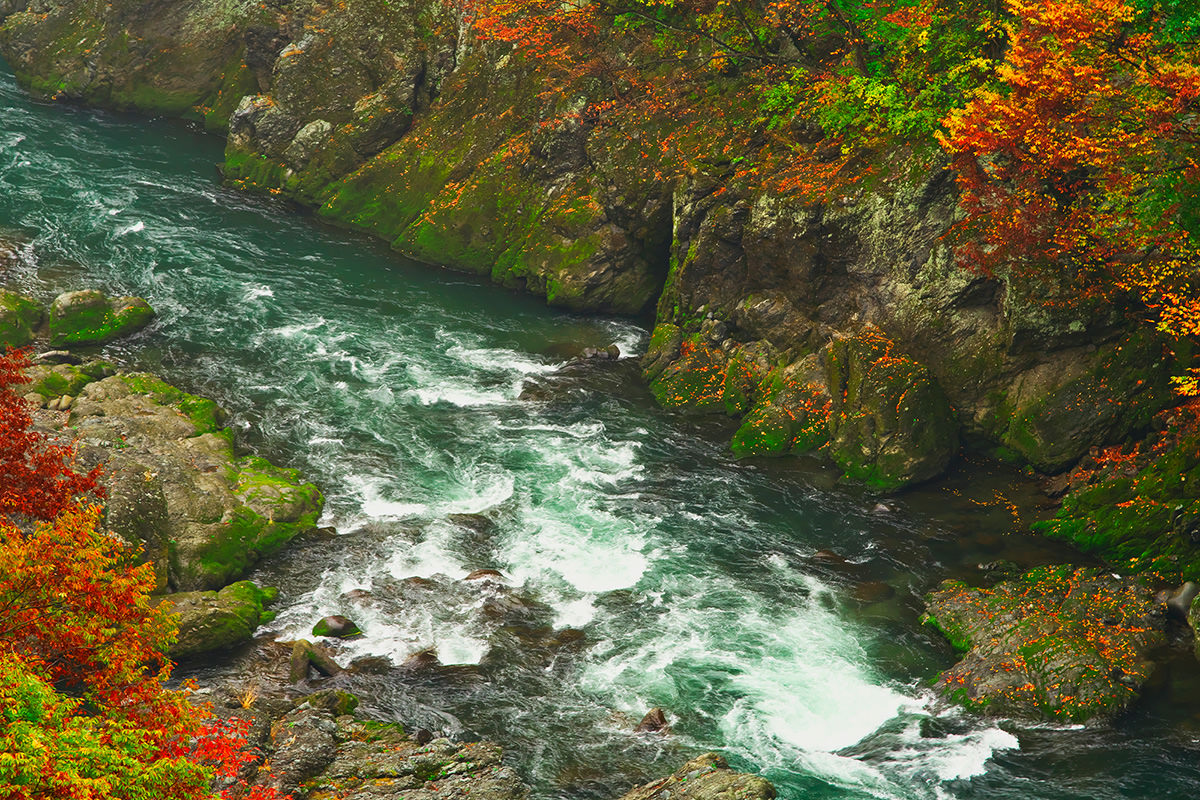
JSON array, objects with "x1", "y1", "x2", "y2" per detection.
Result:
[{"x1": 0, "y1": 0, "x2": 1183, "y2": 488}]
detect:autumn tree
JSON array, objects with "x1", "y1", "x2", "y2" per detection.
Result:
[
  {"x1": 0, "y1": 351, "x2": 286, "y2": 799},
  {"x1": 0, "y1": 348, "x2": 102, "y2": 523}
]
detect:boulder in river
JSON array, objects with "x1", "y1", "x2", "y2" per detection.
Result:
[
  {"x1": 634, "y1": 708, "x2": 670, "y2": 734},
  {"x1": 312, "y1": 614, "x2": 363, "y2": 638},
  {"x1": 47, "y1": 289, "x2": 154, "y2": 347},
  {"x1": 923, "y1": 565, "x2": 1167, "y2": 722}
]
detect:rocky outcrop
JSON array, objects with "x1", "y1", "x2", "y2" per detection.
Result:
[
  {"x1": 1034, "y1": 408, "x2": 1200, "y2": 581},
  {"x1": 615, "y1": 753, "x2": 775, "y2": 800},
  {"x1": 30, "y1": 367, "x2": 323, "y2": 591},
  {"x1": 0, "y1": 0, "x2": 280, "y2": 130},
  {"x1": 166, "y1": 580, "x2": 278, "y2": 660},
  {"x1": 923, "y1": 565, "x2": 1168, "y2": 722}
]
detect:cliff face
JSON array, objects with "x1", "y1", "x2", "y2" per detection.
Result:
[{"x1": 0, "y1": 0, "x2": 1181, "y2": 486}]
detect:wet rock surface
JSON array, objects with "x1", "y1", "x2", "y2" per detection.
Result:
[
  {"x1": 923, "y1": 565, "x2": 1168, "y2": 722},
  {"x1": 28, "y1": 366, "x2": 323, "y2": 592},
  {"x1": 615, "y1": 753, "x2": 774, "y2": 800},
  {"x1": 166, "y1": 580, "x2": 278, "y2": 660}
]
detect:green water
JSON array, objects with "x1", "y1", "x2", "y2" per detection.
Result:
[{"x1": 3, "y1": 65, "x2": 1200, "y2": 799}]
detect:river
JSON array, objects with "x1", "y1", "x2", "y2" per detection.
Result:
[{"x1": 2, "y1": 64, "x2": 1200, "y2": 800}]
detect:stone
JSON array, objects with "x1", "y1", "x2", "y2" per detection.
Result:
[
  {"x1": 401, "y1": 648, "x2": 441, "y2": 673},
  {"x1": 290, "y1": 640, "x2": 344, "y2": 683},
  {"x1": 0, "y1": 290, "x2": 42, "y2": 348},
  {"x1": 464, "y1": 568, "x2": 504, "y2": 581},
  {"x1": 47, "y1": 290, "x2": 154, "y2": 347},
  {"x1": 616, "y1": 753, "x2": 774, "y2": 800},
  {"x1": 165, "y1": 580, "x2": 276, "y2": 660},
  {"x1": 60, "y1": 372, "x2": 323, "y2": 591},
  {"x1": 312, "y1": 614, "x2": 363, "y2": 638},
  {"x1": 264, "y1": 705, "x2": 339, "y2": 797},
  {"x1": 104, "y1": 458, "x2": 171, "y2": 590},
  {"x1": 302, "y1": 689, "x2": 360, "y2": 717},
  {"x1": 1167, "y1": 582, "x2": 1199, "y2": 621},
  {"x1": 634, "y1": 708, "x2": 670, "y2": 734},
  {"x1": 305, "y1": 729, "x2": 528, "y2": 800},
  {"x1": 824, "y1": 330, "x2": 959, "y2": 490},
  {"x1": 923, "y1": 565, "x2": 1167, "y2": 722}
]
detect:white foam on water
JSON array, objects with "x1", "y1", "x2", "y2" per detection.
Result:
[
  {"x1": 873, "y1": 715, "x2": 1021, "y2": 789},
  {"x1": 268, "y1": 317, "x2": 327, "y2": 339},
  {"x1": 265, "y1": 573, "x2": 490, "y2": 667},
  {"x1": 385, "y1": 526, "x2": 469, "y2": 580},
  {"x1": 115, "y1": 219, "x2": 145, "y2": 236},
  {"x1": 503, "y1": 510, "x2": 648, "y2": 594},
  {"x1": 927, "y1": 727, "x2": 1020, "y2": 781},
  {"x1": 349, "y1": 474, "x2": 428, "y2": 519},
  {"x1": 447, "y1": 344, "x2": 559, "y2": 376},
  {"x1": 554, "y1": 595, "x2": 598, "y2": 628},
  {"x1": 601, "y1": 320, "x2": 648, "y2": 357},
  {"x1": 242, "y1": 283, "x2": 275, "y2": 302}
]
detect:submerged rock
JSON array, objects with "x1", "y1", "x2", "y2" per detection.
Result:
[
  {"x1": 290, "y1": 640, "x2": 344, "y2": 683},
  {"x1": 47, "y1": 289, "x2": 154, "y2": 347},
  {"x1": 923, "y1": 565, "x2": 1167, "y2": 722},
  {"x1": 634, "y1": 708, "x2": 670, "y2": 734},
  {"x1": 616, "y1": 753, "x2": 774, "y2": 800}
]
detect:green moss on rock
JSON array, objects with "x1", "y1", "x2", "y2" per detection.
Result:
[
  {"x1": 166, "y1": 579, "x2": 277, "y2": 659},
  {"x1": 47, "y1": 290, "x2": 154, "y2": 347},
  {"x1": 1035, "y1": 418, "x2": 1200, "y2": 581},
  {"x1": 825, "y1": 330, "x2": 958, "y2": 490},
  {"x1": 924, "y1": 566, "x2": 1167, "y2": 722},
  {"x1": 0, "y1": 291, "x2": 42, "y2": 348}
]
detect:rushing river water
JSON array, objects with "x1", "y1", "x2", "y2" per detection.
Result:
[{"x1": 4, "y1": 64, "x2": 1200, "y2": 800}]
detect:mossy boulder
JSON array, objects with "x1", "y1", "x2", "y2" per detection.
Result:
[
  {"x1": 172, "y1": 455, "x2": 324, "y2": 591},
  {"x1": 824, "y1": 330, "x2": 958, "y2": 490},
  {"x1": 647, "y1": 333, "x2": 730, "y2": 412},
  {"x1": 730, "y1": 357, "x2": 830, "y2": 457},
  {"x1": 923, "y1": 566, "x2": 1167, "y2": 722},
  {"x1": 62, "y1": 371, "x2": 323, "y2": 591},
  {"x1": 312, "y1": 615, "x2": 363, "y2": 639},
  {"x1": 24, "y1": 359, "x2": 117, "y2": 402},
  {"x1": 986, "y1": 331, "x2": 1181, "y2": 472},
  {"x1": 166, "y1": 580, "x2": 278, "y2": 660},
  {"x1": 1034, "y1": 413, "x2": 1200, "y2": 581},
  {"x1": 0, "y1": 290, "x2": 42, "y2": 348},
  {"x1": 47, "y1": 290, "x2": 154, "y2": 347}
]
